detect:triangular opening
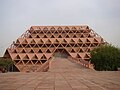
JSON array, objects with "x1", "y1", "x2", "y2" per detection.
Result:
[
  {"x1": 21, "y1": 49, "x2": 26, "y2": 53},
  {"x1": 28, "y1": 35, "x2": 32, "y2": 38},
  {"x1": 72, "y1": 27, "x2": 77, "y2": 30},
  {"x1": 38, "y1": 39, "x2": 44, "y2": 44},
  {"x1": 30, "y1": 39, "x2": 36, "y2": 44},
  {"x1": 50, "y1": 44, "x2": 55, "y2": 47},
  {"x1": 38, "y1": 49, "x2": 43, "y2": 53},
  {"x1": 58, "y1": 35, "x2": 62, "y2": 38},
  {"x1": 14, "y1": 60, "x2": 19, "y2": 64},
  {"x1": 74, "y1": 44, "x2": 79, "y2": 47},
  {"x1": 73, "y1": 35, "x2": 77, "y2": 38},
  {"x1": 30, "y1": 44, "x2": 34, "y2": 47},
  {"x1": 55, "y1": 39, "x2": 59, "y2": 43},
  {"x1": 58, "y1": 27, "x2": 62, "y2": 30},
  {"x1": 46, "y1": 49, "x2": 51, "y2": 53},
  {"x1": 25, "y1": 44, "x2": 31, "y2": 48},
  {"x1": 62, "y1": 30, "x2": 66, "y2": 34},
  {"x1": 29, "y1": 49, "x2": 34, "y2": 53},
  {"x1": 71, "y1": 49, "x2": 75, "y2": 53},
  {"x1": 33, "y1": 48, "x2": 39, "y2": 53},
  {"x1": 46, "y1": 39, "x2": 52, "y2": 44},
  {"x1": 58, "y1": 44, "x2": 63, "y2": 47},
  {"x1": 65, "y1": 27, "x2": 69, "y2": 30},
  {"x1": 69, "y1": 30, "x2": 73, "y2": 33},
  {"x1": 54, "y1": 44, "x2": 59, "y2": 47},
  {"x1": 36, "y1": 30, "x2": 41, "y2": 33},
  {"x1": 18, "y1": 44, "x2": 23, "y2": 48},
  {"x1": 65, "y1": 34, "x2": 70, "y2": 38},
  {"x1": 36, "y1": 35, "x2": 40, "y2": 38},
  {"x1": 76, "y1": 54, "x2": 82, "y2": 58},
  {"x1": 88, "y1": 34, "x2": 93, "y2": 38},
  {"x1": 62, "y1": 39, "x2": 67, "y2": 43},
  {"x1": 58, "y1": 30, "x2": 62, "y2": 33},
  {"x1": 43, "y1": 35, "x2": 48, "y2": 38},
  {"x1": 46, "y1": 44, "x2": 51, "y2": 47},
  {"x1": 46, "y1": 30, "x2": 51, "y2": 34},
  {"x1": 16, "y1": 39, "x2": 20, "y2": 44},
  {"x1": 81, "y1": 34, "x2": 84, "y2": 38},
  {"x1": 22, "y1": 44, "x2": 27, "y2": 47},
  {"x1": 13, "y1": 49, "x2": 17, "y2": 53},
  {"x1": 90, "y1": 44, "x2": 95, "y2": 47},
  {"x1": 82, "y1": 44, "x2": 87, "y2": 47},
  {"x1": 32, "y1": 54, "x2": 38, "y2": 59},
  {"x1": 54, "y1": 30, "x2": 58, "y2": 34},
  {"x1": 42, "y1": 44, "x2": 46, "y2": 48},
  {"x1": 38, "y1": 44, "x2": 43, "y2": 47},
  {"x1": 41, "y1": 60, "x2": 47, "y2": 64},
  {"x1": 27, "y1": 61, "x2": 32, "y2": 65},
  {"x1": 23, "y1": 60, "x2": 29, "y2": 64},
  {"x1": 23, "y1": 55, "x2": 29, "y2": 59},
  {"x1": 32, "y1": 31, "x2": 37, "y2": 34},
  {"x1": 36, "y1": 61, "x2": 42, "y2": 65},
  {"x1": 84, "y1": 54, "x2": 90, "y2": 58},
  {"x1": 70, "y1": 44, "x2": 74, "y2": 47},
  {"x1": 66, "y1": 44, "x2": 71, "y2": 47},
  {"x1": 62, "y1": 44, "x2": 66, "y2": 47},
  {"x1": 32, "y1": 60, "x2": 37, "y2": 64},
  {"x1": 70, "y1": 39, "x2": 75, "y2": 43},
  {"x1": 15, "y1": 55, "x2": 21, "y2": 59},
  {"x1": 79, "y1": 48, "x2": 84, "y2": 52},
  {"x1": 50, "y1": 27, "x2": 55, "y2": 30},
  {"x1": 78, "y1": 43, "x2": 83, "y2": 47},
  {"x1": 94, "y1": 38, "x2": 98, "y2": 42},
  {"x1": 43, "y1": 27, "x2": 48, "y2": 30},
  {"x1": 86, "y1": 43, "x2": 91, "y2": 47},
  {"x1": 22, "y1": 39, "x2": 28, "y2": 44},
  {"x1": 41, "y1": 55, "x2": 47, "y2": 59},
  {"x1": 33, "y1": 44, "x2": 38, "y2": 48},
  {"x1": 78, "y1": 39, "x2": 83, "y2": 43},
  {"x1": 87, "y1": 48, "x2": 91, "y2": 52},
  {"x1": 86, "y1": 39, "x2": 91, "y2": 43},
  {"x1": 94, "y1": 43, "x2": 99, "y2": 46},
  {"x1": 18, "y1": 61, "x2": 23, "y2": 65},
  {"x1": 51, "y1": 35, "x2": 55, "y2": 38}
]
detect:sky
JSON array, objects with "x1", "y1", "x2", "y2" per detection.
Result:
[{"x1": 0, "y1": 0, "x2": 120, "y2": 56}]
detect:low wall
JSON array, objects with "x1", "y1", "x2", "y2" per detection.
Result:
[{"x1": 68, "y1": 56, "x2": 94, "y2": 69}]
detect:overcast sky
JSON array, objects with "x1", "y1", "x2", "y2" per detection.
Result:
[{"x1": 0, "y1": 0, "x2": 120, "y2": 56}]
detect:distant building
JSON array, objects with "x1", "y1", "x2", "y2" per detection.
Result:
[{"x1": 3, "y1": 25, "x2": 106, "y2": 72}]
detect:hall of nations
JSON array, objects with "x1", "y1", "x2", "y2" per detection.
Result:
[{"x1": 3, "y1": 25, "x2": 106, "y2": 72}]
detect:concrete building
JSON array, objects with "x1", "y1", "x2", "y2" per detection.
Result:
[{"x1": 3, "y1": 25, "x2": 106, "y2": 72}]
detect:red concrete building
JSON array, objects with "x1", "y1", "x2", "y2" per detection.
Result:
[{"x1": 3, "y1": 25, "x2": 106, "y2": 72}]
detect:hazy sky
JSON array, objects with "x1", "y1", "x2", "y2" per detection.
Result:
[{"x1": 0, "y1": 0, "x2": 120, "y2": 56}]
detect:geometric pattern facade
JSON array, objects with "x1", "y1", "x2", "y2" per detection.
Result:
[{"x1": 4, "y1": 25, "x2": 106, "y2": 72}]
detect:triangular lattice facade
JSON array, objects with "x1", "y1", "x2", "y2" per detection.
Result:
[{"x1": 4, "y1": 25, "x2": 106, "y2": 72}]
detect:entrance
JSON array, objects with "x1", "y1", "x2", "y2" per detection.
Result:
[{"x1": 53, "y1": 49, "x2": 70, "y2": 58}]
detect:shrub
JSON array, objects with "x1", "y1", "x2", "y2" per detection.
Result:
[
  {"x1": 0, "y1": 57, "x2": 14, "y2": 73},
  {"x1": 90, "y1": 44, "x2": 120, "y2": 71}
]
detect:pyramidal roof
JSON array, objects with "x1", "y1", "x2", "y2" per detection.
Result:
[{"x1": 4, "y1": 25, "x2": 106, "y2": 72}]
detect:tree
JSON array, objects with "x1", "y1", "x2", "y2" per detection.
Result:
[
  {"x1": 90, "y1": 44, "x2": 120, "y2": 71},
  {"x1": 0, "y1": 57, "x2": 14, "y2": 73}
]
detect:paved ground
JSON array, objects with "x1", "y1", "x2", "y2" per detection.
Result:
[{"x1": 0, "y1": 57, "x2": 120, "y2": 90}]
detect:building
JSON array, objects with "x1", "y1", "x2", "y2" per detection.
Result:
[{"x1": 3, "y1": 25, "x2": 106, "y2": 72}]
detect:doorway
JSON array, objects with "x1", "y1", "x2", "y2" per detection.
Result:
[{"x1": 53, "y1": 49, "x2": 70, "y2": 58}]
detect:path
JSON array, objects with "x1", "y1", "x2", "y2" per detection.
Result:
[{"x1": 0, "y1": 57, "x2": 120, "y2": 90}]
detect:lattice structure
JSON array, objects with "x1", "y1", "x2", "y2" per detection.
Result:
[{"x1": 4, "y1": 25, "x2": 106, "y2": 72}]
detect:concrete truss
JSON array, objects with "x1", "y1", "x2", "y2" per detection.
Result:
[{"x1": 4, "y1": 25, "x2": 106, "y2": 72}]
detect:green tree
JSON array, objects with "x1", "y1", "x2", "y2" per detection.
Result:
[
  {"x1": 0, "y1": 57, "x2": 14, "y2": 73},
  {"x1": 90, "y1": 44, "x2": 120, "y2": 71}
]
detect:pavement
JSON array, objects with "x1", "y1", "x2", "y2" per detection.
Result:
[{"x1": 0, "y1": 57, "x2": 120, "y2": 90}]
